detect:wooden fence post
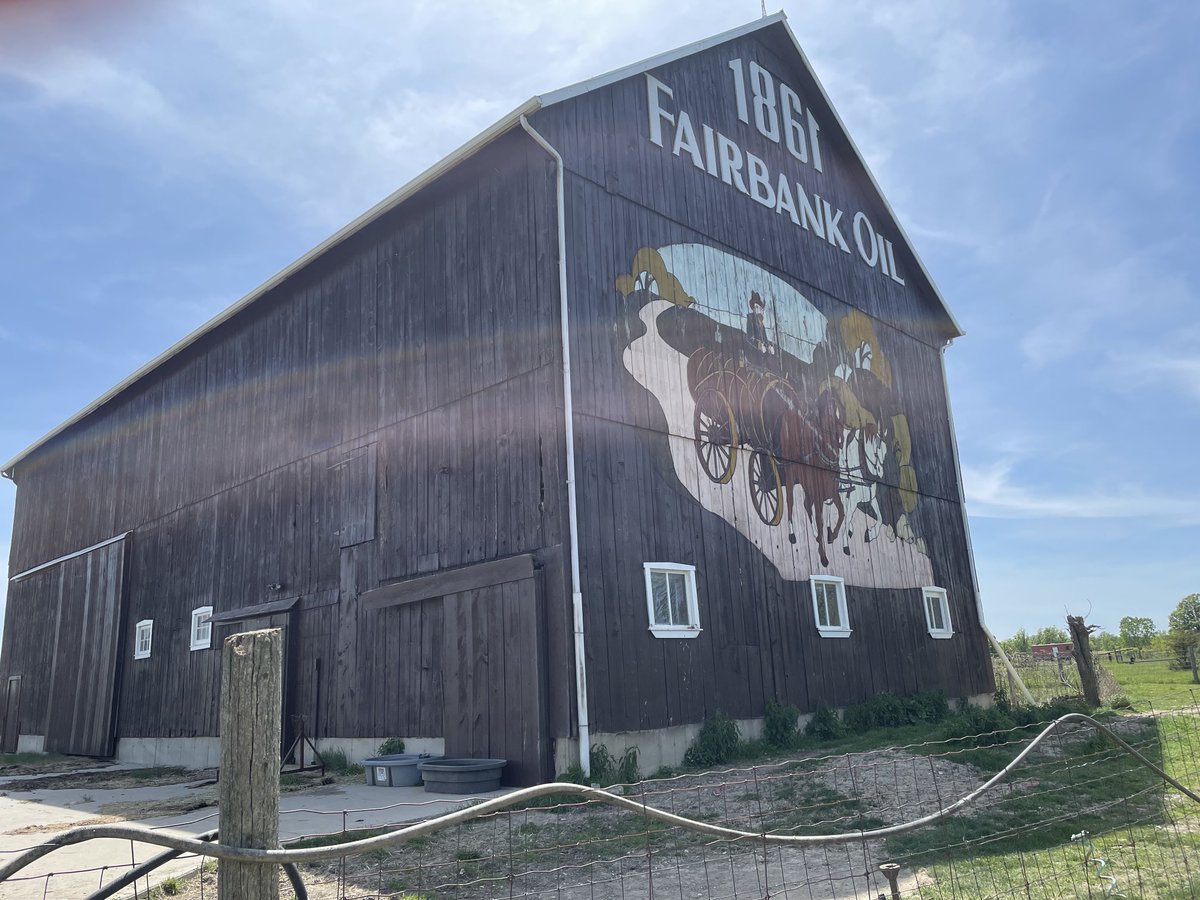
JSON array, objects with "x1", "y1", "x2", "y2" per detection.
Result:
[
  {"x1": 1190, "y1": 645, "x2": 1199, "y2": 685},
  {"x1": 219, "y1": 629, "x2": 282, "y2": 900}
]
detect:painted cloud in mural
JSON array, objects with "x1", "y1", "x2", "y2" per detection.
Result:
[{"x1": 616, "y1": 243, "x2": 934, "y2": 589}]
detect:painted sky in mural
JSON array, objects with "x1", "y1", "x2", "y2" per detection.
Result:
[{"x1": 618, "y1": 242, "x2": 933, "y2": 589}]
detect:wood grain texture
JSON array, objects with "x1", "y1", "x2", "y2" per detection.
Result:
[{"x1": 218, "y1": 628, "x2": 281, "y2": 900}]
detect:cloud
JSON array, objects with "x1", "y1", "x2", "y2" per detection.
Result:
[{"x1": 963, "y1": 458, "x2": 1200, "y2": 524}]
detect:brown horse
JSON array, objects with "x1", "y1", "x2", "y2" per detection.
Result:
[{"x1": 778, "y1": 387, "x2": 846, "y2": 567}]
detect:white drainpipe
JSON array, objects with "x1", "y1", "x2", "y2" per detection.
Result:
[
  {"x1": 519, "y1": 116, "x2": 592, "y2": 776},
  {"x1": 939, "y1": 343, "x2": 1035, "y2": 705}
]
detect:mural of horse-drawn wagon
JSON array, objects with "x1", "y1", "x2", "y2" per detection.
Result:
[
  {"x1": 687, "y1": 346, "x2": 847, "y2": 565},
  {"x1": 618, "y1": 242, "x2": 935, "y2": 582}
]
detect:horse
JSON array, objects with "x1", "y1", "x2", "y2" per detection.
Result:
[{"x1": 777, "y1": 387, "x2": 846, "y2": 567}]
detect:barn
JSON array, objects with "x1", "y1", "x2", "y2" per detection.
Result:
[{"x1": 0, "y1": 14, "x2": 995, "y2": 784}]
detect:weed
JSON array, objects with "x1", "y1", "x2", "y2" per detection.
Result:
[
  {"x1": 320, "y1": 748, "x2": 364, "y2": 776},
  {"x1": 683, "y1": 712, "x2": 740, "y2": 767},
  {"x1": 376, "y1": 737, "x2": 406, "y2": 756},
  {"x1": 804, "y1": 707, "x2": 846, "y2": 741},
  {"x1": 158, "y1": 876, "x2": 182, "y2": 896},
  {"x1": 764, "y1": 700, "x2": 801, "y2": 749},
  {"x1": 454, "y1": 848, "x2": 484, "y2": 861}
]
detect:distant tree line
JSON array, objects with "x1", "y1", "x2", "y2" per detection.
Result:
[{"x1": 998, "y1": 594, "x2": 1200, "y2": 666}]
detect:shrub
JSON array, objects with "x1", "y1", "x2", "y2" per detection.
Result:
[
  {"x1": 683, "y1": 713, "x2": 741, "y2": 767},
  {"x1": 904, "y1": 690, "x2": 950, "y2": 724},
  {"x1": 376, "y1": 737, "x2": 406, "y2": 756},
  {"x1": 764, "y1": 701, "x2": 801, "y2": 749},
  {"x1": 321, "y1": 747, "x2": 363, "y2": 776},
  {"x1": 587, "y1": 744, "x2": 641, "y2": 785},
  {"x1": 804, "y1": 707, "x2": 845, "y2": 741}
]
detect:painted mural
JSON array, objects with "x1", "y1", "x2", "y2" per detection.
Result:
[{"x1": 616, "y1": 243, "x2": 934, "y2": 589}]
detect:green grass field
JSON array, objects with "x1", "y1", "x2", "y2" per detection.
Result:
[
  {"x1": 882, "y1": 703, "x2": 1200, "y2": 897},
  {"x1": 1107, "y1": 657, "x2": 1200, "y2": 711}
]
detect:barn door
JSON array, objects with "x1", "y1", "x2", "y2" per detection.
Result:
[
  {"x1": 2, "y1": 677, "x2": 21, "y2": 753},
  {"x1": 44, "y1": 538, "x2": 128, "y2": 757},
  {"x1": 214, "y1": 612, "x2": 298, "y2": 756},
  {"x1": 442, "y1": 577, "x2": 549, "y2": 785}
]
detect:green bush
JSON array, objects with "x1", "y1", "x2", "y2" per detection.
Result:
[
  {"x1": 683, "y1": 712, "x2": 741, "y2": 767},
  {"x1": 764, "y1": 701, "x2": 801, "y2": 749},
  {"x1": 376, "y1": 737, "x2": 406, "y2": 756},
  {"x1": 587, "y1": 743, "x2": 641, "y2": 785},
  {"x1": 904, "y1": 690, "x2": 950, "y2": 724},
  {"x1": 320, "y1": 747, "x2": 364, "y2": 776},
  {"x1": 804, "y1": 707, "x2": 846, "y2": 741}
]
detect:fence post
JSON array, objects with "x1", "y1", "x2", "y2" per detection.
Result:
[
  {"x1": 1190, "y1": 646, "x2": 1198, "y2": 685},
  {"x1": 219, "y1": 629, "x2": 282, "y2": 900}
]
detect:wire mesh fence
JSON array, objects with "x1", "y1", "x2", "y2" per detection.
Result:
[{"x1": 4, "y1": 708, "x2": 1200, "y2": 899}]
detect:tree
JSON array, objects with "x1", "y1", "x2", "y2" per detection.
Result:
[
  {"x1": 1118, "y1": 616, "x2": 1157, "y2": 649},
  {"x1": 1169, "y1": 594, "x2": 1200, "y2": 635},
  {"x1": 1000, "y1": 628, "x2": 1030, "y2": 655},
  {"x1": 1092, "y1": 631, "x2": 1121, "y2": 652},
  {"x1": 1030, "y1": 626, "x2": 1069, "y2": 645}
]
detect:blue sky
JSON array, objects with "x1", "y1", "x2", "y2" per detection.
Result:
[{"x1": 1, "y1": 0, "x2": 1196, "y2": 640}]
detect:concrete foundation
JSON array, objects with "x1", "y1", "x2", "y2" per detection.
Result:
[
  {"x1": 117, "y1": 737, "x2": 221, "y2": 769},
  {"x1": 557, "y1": 692, "x2": 996, "y2": 779},
  {"x1": 15, "y1": 734, "x2": 45, "y2": 754}
]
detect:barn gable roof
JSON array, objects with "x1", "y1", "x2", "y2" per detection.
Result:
[{"x1": 2, "y1": 12, "x2": 959, "y2": 476}]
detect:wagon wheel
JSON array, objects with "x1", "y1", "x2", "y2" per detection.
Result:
[
  {"x1": 748, "y1": 449, "x2": 784, "y2": 526},
  {"x1": 693, "y1": 389, "x2": 739, "y2": 484}
]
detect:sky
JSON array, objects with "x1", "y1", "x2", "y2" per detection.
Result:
[{"x1": 0, "y1": 0, "x2": 1197, "y2": 640}]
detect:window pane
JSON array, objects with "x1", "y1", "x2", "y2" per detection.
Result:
[
  {"x1": 928, "y1": 596, "x2": 944, "y2": 631},
  {"x1": 669, "y1": 573, "x2": 688, "y2": 625},
  {"x1": 652, "y1": 573, "x2": 670, "y2": 625}
]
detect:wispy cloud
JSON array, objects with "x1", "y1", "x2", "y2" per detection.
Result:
[{"x1": 963, "y1": 458, "x2": 1200, "y2": 524}]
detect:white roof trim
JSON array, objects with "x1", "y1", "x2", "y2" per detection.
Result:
[
  {"x1": 10, "y1": 531, "x2": 130, "y2": 581},
  {"x1": 1, "y1": 97, "x2": 541, "y2": 476}
]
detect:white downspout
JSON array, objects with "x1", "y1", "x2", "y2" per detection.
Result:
[
  {"x1": 939, "y1": 343, "x2": 1035, "y2": 706},
  {"x1": 519, "y1": 116, "x2": 592, "y2": 776}
]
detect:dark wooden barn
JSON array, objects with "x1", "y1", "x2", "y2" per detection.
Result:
[{"x1": 0, "y1": 14, "x2": 995, "y2": 783}]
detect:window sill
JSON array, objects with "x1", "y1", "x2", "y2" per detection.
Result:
[
  {"x1": 816, "y1": 628, "x2": 852, "y2": 639},
  {"x1": 928, "y1": 630, "x2": 954, "y2": 640},
  {"x1": 189, "y1": 643, "x2": 212, "y2": 652},
  {"x1": 133, "y1": 652, "x2": 150, "y2": 661},
  {"x1": 649, "y1": 626, "x2": 702, "y2": 639}
]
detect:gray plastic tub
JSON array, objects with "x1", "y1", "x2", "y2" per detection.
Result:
[
  {"x1": 418, "y1": 758, "x2": 507, "y2": 793},
  {"x1": 361, "y1": 753, "x2": 441, "y2": 787}
]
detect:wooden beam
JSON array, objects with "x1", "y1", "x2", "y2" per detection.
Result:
[
  {"x1": 211, "y1": 596, "x2": 299, "y2": 625},
  {"x1": 362, "y1": 554, "x2": 535, "y2": 611}
]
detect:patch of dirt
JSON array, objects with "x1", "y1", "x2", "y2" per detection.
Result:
[
  {"x1": 4, "y1": 815, "x2": 122, "y2": 835},
  {"x1": 96, "y1": 794, "x2": 218, "y2": 820},
  {"x1": 0, "y1": 755, "x2": 116, "y2": 777},
  {"x1": 2, "y1": 767, "x2": 215, "y2": 792}
]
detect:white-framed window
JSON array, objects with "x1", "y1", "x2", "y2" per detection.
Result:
[
  {"x1": 134, "y1": 619, "x2": 153, "y2": 660},
  {"x1": 811, "y1": 576, "x2": 851, "y2": 638},
  {"x1": 643, "y1": 563, "x2": 701, "y2": 639},
  {"x1": 923, "y1": 587, "x2": 953, "y2": 639},
  {"x1": 190, "y1": 606, "x2": 214, "y2": 651}
]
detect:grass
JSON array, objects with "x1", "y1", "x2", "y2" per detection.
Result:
[
  {"x1": 882, "y1": 713, "x2": 1200, "y2": 897},
  {"x1": 1108, "y1": 658, "x2": 1200, "y2": 711}
]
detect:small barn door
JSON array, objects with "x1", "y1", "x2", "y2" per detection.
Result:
[
  {"x1": 2, "y1": 677, "x2": 21, "y2": 753},
  {"x1": 213, "y1": 610, "x2": 299, "y2": 757},
  {"x1": 43, "y1": 538, "x2": 129, "y2": 757},
  {"x1": 442, "y1": 577, "x2": 549, "y2": 785}
]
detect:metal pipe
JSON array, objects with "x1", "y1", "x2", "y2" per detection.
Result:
[
  {"x1": 518, "y1": 115, "x2": 591, "y2": 777},
  {"x1": 3, "y1": 713, "x2": 1193, "y2": 878},
  {"x1": 939, "y1": 344, "x2": 1035, "y2": 706}
]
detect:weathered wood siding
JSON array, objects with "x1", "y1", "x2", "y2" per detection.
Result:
[
  {"x1": 528, "y1": 21, "x2": 992, "y2": 733},
  {"x1": 0, "y1": 132, "x2": 572, "y2": 775}
]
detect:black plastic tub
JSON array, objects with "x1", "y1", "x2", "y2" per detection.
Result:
[{"x1": 418, "y1": 758, "x2": 507, "y2": 793}]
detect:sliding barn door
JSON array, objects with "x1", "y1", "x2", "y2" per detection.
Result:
[
  {"x1": 43, "y1": 539, "x2": 129, "y2": 756},
  {"x1": 442, "y1": 578, "x2": 549, "y2": 785}
]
